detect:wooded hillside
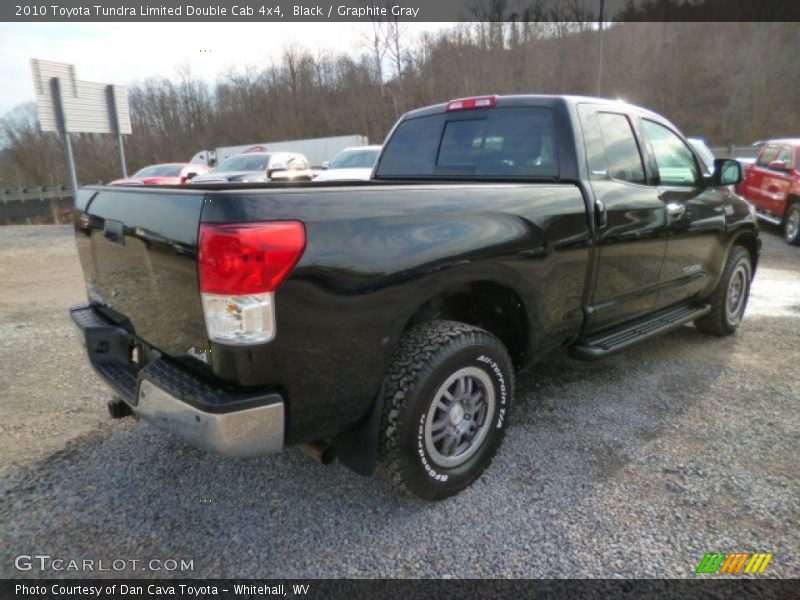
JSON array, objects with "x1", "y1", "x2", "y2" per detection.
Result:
[{"x1": 1, "y1": 20, "x2": 798, "y2": 187}]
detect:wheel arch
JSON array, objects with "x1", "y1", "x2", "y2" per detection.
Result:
[
  {"x1": 400, "y1": 279, "x2": 531, "y2": 370},
  {"x1": 332, "y1": 278, "x2": 531, "y2": 477},
  {"x1": 728, "y1": 226, "x2": 760, "y2": 276},
  {"x1": 784, "y1": 194, "x2": 800, "y2": 219}
]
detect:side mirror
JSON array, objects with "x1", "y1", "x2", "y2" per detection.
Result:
[
  {"x1": 185, "y1": 171, "x2": 198, "y2": 180},
  {"x1": 321, "y1": 161, "x2": 330, "y2": 170},
  {"x1": 710, "y1": 158, "x2": 742, "y2": 186},
  {"x1": 768, "y1": 160, "x2": 789, "y2": 172}
]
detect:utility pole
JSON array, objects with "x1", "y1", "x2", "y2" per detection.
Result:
[{"x1": 596, "y1": 0, "x2": 605, "y2": 97}]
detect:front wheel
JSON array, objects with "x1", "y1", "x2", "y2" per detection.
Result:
[
  {"x1": 378, "y1": 320, "x2": 514, "y2": 500},
  {"x1": 785, "y1": 203, "x2": 800, "y2": 246},
  {"x1": 694, "y1": 246, "x2": 752, "y2": 336}
]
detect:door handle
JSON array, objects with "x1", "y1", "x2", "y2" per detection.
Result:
[
  {"x1": 594, "y1": 199, "x2": 607, "y2": 228},
  {"x1": 666, "y1": 202, "x2": 686, "y2": 218}
]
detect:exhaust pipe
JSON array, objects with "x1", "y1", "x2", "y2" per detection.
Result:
[
  {"x1": 302, "y1": 441, "x2": 336, "y2": 465},
  {"x1": 107, "y1": 396, "x2": 134, "y2": 419}
]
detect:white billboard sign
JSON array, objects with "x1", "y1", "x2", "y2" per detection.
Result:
[{"x1": 31, "y1": 58, "x2": 132, "y2": 134}]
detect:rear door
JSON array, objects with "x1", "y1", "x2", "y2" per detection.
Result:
[
  {"x1": 638, "y1": 118, "x2": 726, "y2": 307},
  {"x1": 577, "y1": 105, "x2": 667, "y2": 332}
]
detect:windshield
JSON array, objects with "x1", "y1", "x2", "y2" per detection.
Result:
[
  {"x1": 132, "y1": 164, "x2": 183, "y2": 178},
  {"x1": 329, "y1": 148, "x2": 380, "y2": 169},
  {"x1": 214, "y1": 154, "x2": 270, "y2": 173}
]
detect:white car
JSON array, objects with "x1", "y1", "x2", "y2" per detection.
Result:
[{"x1": 314, "y1": 146, "x2": 382, "y2": 182}]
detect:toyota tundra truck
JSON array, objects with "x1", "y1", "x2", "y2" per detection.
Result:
[{"x1": 71, "y1": 95, "x2": 759, "y2": 500}]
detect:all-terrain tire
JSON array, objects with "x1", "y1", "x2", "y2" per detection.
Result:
[
  {"x1": 694, "y1": 246, "x2": 752, "y2": 336},
  {"x1": 377, "y1": 320, "x2": 514, "y2": 501}
]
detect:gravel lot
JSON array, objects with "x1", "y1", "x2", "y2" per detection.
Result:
[{"x1": 0, "y1": 224, "x2": 798, "y2": 578}]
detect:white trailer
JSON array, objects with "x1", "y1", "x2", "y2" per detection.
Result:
[{"x1": 190, "y1": 134, "x2": 369, "y2": 168}]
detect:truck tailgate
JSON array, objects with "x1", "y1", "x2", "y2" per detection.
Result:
[{"x1": 75, "y1": 187, "x2": 208, "y2": 358}]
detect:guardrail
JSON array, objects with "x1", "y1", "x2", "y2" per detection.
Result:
[
  {"x1": 1, "y1": 185, "x2": 72, "y2": 203},
  {"x1": 0, "y1": 185, "x2": 74, "y2": 225},
  {"x1": 710, "y1": 145, "x2": 761, "y2": 160}
]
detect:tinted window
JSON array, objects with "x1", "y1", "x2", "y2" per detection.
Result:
[
  {"x1": 642, "y1": 120, "x2": 700, "y2": 186},
  {"x1": 596, "y1": 113, "x2": 646, "y2": 184},
  {"x1": 776, "y1": 146, "x2": 793, "y2": 169},
  {"x1": 378, "y1": 115, "x2": 444, "y2": 176},
  {"x1": 377, "y1": 107, "x2": 558, "y2": 178},
  {"x1": 756, "y1": 145, "x2": 780, "y2": 167}
]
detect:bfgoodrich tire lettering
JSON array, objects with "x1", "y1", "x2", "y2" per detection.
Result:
[{"x1": 378, "y1": 320, "x2": 514, "y2": 500}]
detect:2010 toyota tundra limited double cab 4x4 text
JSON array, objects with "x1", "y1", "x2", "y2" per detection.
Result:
[{"x1": 71, "y1": 95, "x2": 759, "y2": 500}]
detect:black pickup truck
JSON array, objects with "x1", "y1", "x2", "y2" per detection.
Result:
[{"x1": 71, "y1": 95, "x2": 758, "y2": 500}]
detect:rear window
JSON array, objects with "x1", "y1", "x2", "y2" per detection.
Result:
[{"x1": 376, "y1": 107, "x2": 558, "y2": 179}]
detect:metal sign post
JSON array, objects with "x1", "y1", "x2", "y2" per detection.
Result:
[
  {"x1": 50, "y1": 77, "x2": 79, "y2": 201},
  {"x1": 106, "y1": 84, "x2": 128, "y2": 178}
]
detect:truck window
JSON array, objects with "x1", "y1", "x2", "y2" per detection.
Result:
[
  {"x1": 775, "y1": 146, "x2": 793, "y2": 169},
  {"x1": 641, "y1": 120, "x2": 700, "y2": 187},
  {"x1": 377, "y1": 107, "x2": 558, "y2": 179},
  {"x1": 596, "y1": 113, "x2": 646, "y2": 185},
  {"x1": 756, "y1": 145, "x2": 780, "y2": 167}
]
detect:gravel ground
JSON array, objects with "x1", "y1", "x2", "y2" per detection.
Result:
[{"x1": 0, "y1": 224, "x2": 798, "y2": 579}]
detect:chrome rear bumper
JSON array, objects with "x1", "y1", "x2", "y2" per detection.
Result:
[
  {"x1": 71, "y1": 304, "x2": 285, "y2": 458},
  {"x1": 136, "y1": 379, "x2": 284, "y2": 457}
]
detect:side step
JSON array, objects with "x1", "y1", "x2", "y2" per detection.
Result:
[{"x1": 570, "y1": 303, "x2": 711, "y2": 360}]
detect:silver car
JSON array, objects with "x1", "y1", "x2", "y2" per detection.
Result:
[{"x1": 191, "y1": 151, "x2": 314, "y2": 184}]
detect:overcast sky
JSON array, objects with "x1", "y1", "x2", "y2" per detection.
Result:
[{"x1": 0, "y1": 22, "x2": 449, "y2": 117}]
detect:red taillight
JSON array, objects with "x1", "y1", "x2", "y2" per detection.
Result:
[
  {"x1": 199, "y1": 222, "x2": 306, "y2": 295},
  {"x1": 446, "y1": 95, "x2": 498, "y2": 111}
]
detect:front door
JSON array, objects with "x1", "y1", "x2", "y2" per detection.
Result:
[{"x1": 638, "y1": 119, "x2": 727, "y2": 307}]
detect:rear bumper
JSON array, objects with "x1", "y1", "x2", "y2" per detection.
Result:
[{"x1": 70, "y1": 304, "x2": 285, "y2": 457}]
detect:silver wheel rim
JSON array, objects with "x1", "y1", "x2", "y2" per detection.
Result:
[
  {"x1": 787, "y1": 209, "x2": 800, "y2": 241},
  {"x1": 726, "y1": 262, "x2": 749, "y2": 326},
  {"x1": 424, "y1": 366, "x2": 496, "y2": 469}
]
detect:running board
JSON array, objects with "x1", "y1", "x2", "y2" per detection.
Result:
[
  {"x1": 571, "y1": 303, "x2": 711, "y2": 360},
  {"x1": 755, "y1": 211, "x2": 782, "y2": 226}
]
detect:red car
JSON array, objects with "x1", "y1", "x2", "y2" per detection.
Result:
[
  {"x1": 736, "y1": 139, "x2": 800, "y2": 245},
  {"x1": 109, "y1": 163, "x2": 209, "y2": 186}
]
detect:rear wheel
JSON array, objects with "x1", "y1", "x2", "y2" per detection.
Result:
[
  {"x1": 694, "y1": 246, "x2": 752, "y2": 336},
  {"x1": 785, "y1": 203, "x2": 800, "y2": 246},
  {"x1": 378, "y1": 320, "x2": 514, "y2": 500}
]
